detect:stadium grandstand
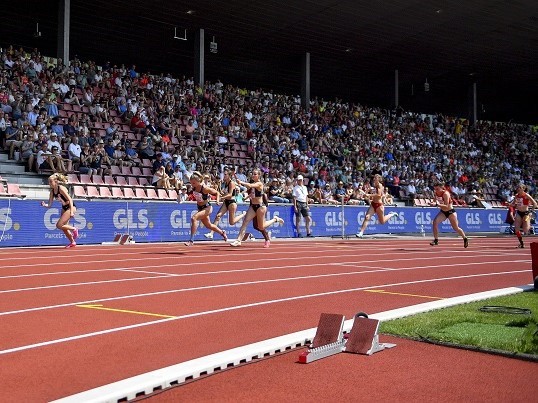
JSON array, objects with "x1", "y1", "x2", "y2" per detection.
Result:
[{"x1": 1, "y1": 1, "x2": 536, "y2": 209}]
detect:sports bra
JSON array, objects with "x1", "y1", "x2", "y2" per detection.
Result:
[{"x1": 193, "y1": 185, "x2": 209, "y2": 203}]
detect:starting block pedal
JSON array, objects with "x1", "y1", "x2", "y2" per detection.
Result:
[
  {"x1": 299, "y1": 312, "x2": 396, "y2": 363},
  {"x1": 344, "y1": 313, "x2": 396, "y2": 355},
  {"x1": 102, "y1": 234, "x2": 135, "y2": 246},
  {"x1": 298, "y1": 313, "x2": 345, "y2": 363}
]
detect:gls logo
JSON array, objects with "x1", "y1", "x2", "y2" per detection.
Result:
[
  {"x1": 388, "y1": 212, "x2": 406, "y2": 224},
  {"x1": 44, "y1": 208, "x2": 87, "y2": 230},
  {"x1": 0, "y1": 208, "x2": 13, "y2": 231},
  {"x1": 415, "y1": 212, "x2": 432, "y2": 225},
  {"x1": 488, "y1": 213, "x2": 503, "y2": 225},
  {"x1": 113, "y1": 209, "x2": 148, "y2": 230},
  {"x1": 465, "y1": 213, "x2": 481, "y2": 225},
  {"x1": 170, "y1": 209, "x2": 196, "y2": 229},
  {"x1": 325, "y1": 211, "x2": 344, "y2": 226},
  {"x1": 357, "y1": 212, "x2": 377, "y2": 225}
]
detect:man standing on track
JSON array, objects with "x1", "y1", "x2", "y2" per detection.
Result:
[{"x1": 292, "y1": 175, "x2": 313, "y2": 237}]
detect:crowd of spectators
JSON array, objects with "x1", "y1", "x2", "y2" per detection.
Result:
[{"x1": 0, "y1": 44, "x2": 536, "y2": 206}]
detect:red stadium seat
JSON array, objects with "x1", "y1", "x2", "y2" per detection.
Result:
[
  {"x1": 104, "y1": 175, "x2": 116, "y2": 186},
  {"x1": 98, "y1": 186, "x2": 113, "y2": 198},
  {"x1": 122, "y1": 187, "x2": 136, "y2": 198},
  {"x1": 157, "y1": 189, "x2": 170, "y2": 200},
  {"x1": 68, "y1": 174, "x2": 80, "y2": 184},
  {"x1": 79, "y1": 174, "x2": 92, "y2": 184},
  {"x1": 128, "y1": 177, "x2": 139, "y2": 187},
  {"x1": 7, "y1": 183, "x2": 25, "y2": 198},
  {"x1": 86, "y1": 186, "x2": 100, "y2": 198},
  {"x1": 135, "y1": 188, "x2": 148, "y2": 199},
  {"x1": 146, "y1": 188, "x2": 159, "y2": 199},
  {"x1": 168, "y1": 189, "x2": 178, "y2": 199},
  {"x1": 138, "y1": 177, "x2": 150, "y2": 187},
  {"x1": 92, "y1": 175, "x2": 104, "y2": 185},
  {"x1": 73, "y1": 185, "x2": 87, "y2": 198},
  {"x1": 115, "y1": 176, "x2": 128, "y2": 186},
  {"x1": 111, "y1": 187, "x2": 125, "y2": 198}
]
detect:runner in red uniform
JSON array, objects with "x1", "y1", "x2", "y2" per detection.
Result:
[
  {"x1": 511, "y1": 184, "x2": 537, "y2": 248},
  {"x1": 429, "y1": 182, "x2": 469, "y2": 248},
  {"x1": 356, "y1": 174, "x2": 397, "y2": 238}
]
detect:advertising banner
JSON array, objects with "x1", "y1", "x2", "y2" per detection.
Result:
[{"x1": 0, "y1": 199, "x2": 513, "y2": 247}]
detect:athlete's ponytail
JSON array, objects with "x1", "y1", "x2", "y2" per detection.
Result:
[{"x1": 50, "y1": 173, "x2": 68, "y2": 184}]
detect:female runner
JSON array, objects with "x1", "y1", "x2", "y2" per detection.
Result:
[
  {"x1": 356, "y1": 174, "x2": 397, "y2": 237},
  {"x1": 204, "y1": 169, "x2": 246, "y2": 239},
  {"x1": 41, "y1": 173, "x2": 79, "y2": 248},
  {"x1": 230, "y1": 169, "x2": 284, "y2": 248},
  {"x1": 511, "y1": 184, "x2": 537, "y2": 248},
  {"x1": 184, "y1": 171, "x2": 227, "y2": 246},
  {"x1": 429, "y1": 181, "x2": 469, "y2": 248}
]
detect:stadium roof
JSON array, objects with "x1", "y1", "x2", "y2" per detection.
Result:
[{"x1": 3, "y1": 0, "x2": 538, "y2": 121}]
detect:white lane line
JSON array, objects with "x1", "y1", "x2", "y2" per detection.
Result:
[
  {"x1": 0, "y1": 251, "x2": 517, "y2": 279},
  {"x1": 0, "y1": 275, "x2": 173, "y2": 294},
  {"x1": 0, "y1": 258, "x2": 521, "y2": 295},
  {"x1": 115, "y1": 269, "x2": 178, "y2": 276},
  {"x1": 0, "y1": 260, "x2": 526, "y2": 316},
  {"x1": 333, "y1": 259, "x2": 531, "y2": 270},
  {"x1": 1, "y1": 239, "x2": 518, "y2": 266},
  {"x1": 0, "y1": 270, "x2": 528, "y2": 356},
  {"x1": 0, "y1": 268, "x2": 123, "y2": 280}
]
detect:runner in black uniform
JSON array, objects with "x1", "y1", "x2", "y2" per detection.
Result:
[
  {"x1": 204, "y1": 169, "x2": 246, "y2": 239},
  {"x1": 41, "y1": 173, "x2": 79, "y2": 248},
  {"x1": 184, "y1": 171, "x2": 228, "y2": 246},
  {"x1": 230, "y1": 169, "x2": 284, "y2": 248},
  {"x1": 429, "y1": 181, "x2": 468, "y2": 248}
]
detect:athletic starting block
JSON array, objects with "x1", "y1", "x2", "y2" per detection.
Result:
[
  {"x1": 298, "y1": 312, "x2": 395, "y2": 363},
  {"x1": 298, "y1": 313, "x2": 346, "y2": 363},
  {"x1": 101, "y1": 234, "x2": 135, "y2": 246},
  {"x1": 344, "y1": 313, "x2": 396, "y2": 355}
]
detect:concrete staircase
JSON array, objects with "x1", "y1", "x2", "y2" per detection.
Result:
[{"x1": 0, "y1": 151, "x2": 49, "y2": 199}]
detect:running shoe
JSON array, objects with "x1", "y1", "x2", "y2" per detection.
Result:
[
  {"x1": 517, "y1": 240, "x2": 525, "y2": 248},
  {"x1": 275, "y1": 216, "x2": 285, "y2": 225},
  {"x1": 204, "y1": 232, "x2": 214, "y2": 239},
  {"x1": 387, "y1": 212, "x2": 398, "y2": 219},
  {"x1": 430, "y1": 239, "x2": 439, "y2": 246},
  {"x1": 463, "y1": 237, "x2": 469, "y2": 248},
  {"x1": 65, "y1": 242, "x2": 76, "y2": 248},
  {"x1": 72, "y1": 227, "x2": 79, "y2": 240},
  {"x1": 355, "y1": 232, "x2": 363, "y2": 238},
  {"x1": 221, "y1": 230, "x2": 228, "y2": 241},
  {"x1": 264, "y1": 240, "x2": 271, "y2": 248},
  {"x1": 297, "y1": 233, "x2": 303, "y2": 238},
  {"x1": 306, "y1": 233, "x2": 314, "y2": 237},
  {"x1": 230, "y1": 240, "x2": 242, "y2": 247},
  {"x1": 184, "y1": 240, "x2": 194, "y2": 247}
]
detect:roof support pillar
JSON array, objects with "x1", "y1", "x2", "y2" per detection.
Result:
[
  {"x1": 194, "y1": 28, "x2": 205, "y2": 87},
  {"x1": 57, "y1": 0, "x2": 70, "y2": 65},
  {"x1": 301, "y1": 52, "x2": 310, "y2": 110}
]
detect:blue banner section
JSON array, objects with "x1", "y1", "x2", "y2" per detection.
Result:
[{"x1": 0, "y1": 198, "x2": 514, "y2": 247}]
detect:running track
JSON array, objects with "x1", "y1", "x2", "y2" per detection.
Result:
[{"x1": 0, "y1": 236, "x2": 534, "y2": 402}]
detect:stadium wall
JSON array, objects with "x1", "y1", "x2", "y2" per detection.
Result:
[{"x1": 0, "y1": 199, "x2": 513, "y2": 247}]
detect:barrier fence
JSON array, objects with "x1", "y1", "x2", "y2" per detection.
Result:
[{"x1": 0, "y1": 199, "x2": 515, "y2": 247}]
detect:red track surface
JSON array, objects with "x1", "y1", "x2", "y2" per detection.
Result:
[{"x1": 0, "y1": 237, "x2": 534, "y2": 402}]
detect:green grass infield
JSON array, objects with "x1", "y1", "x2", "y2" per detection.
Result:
[{"x1": 380, "y1": 289, "x2": 538, "y2": 357}]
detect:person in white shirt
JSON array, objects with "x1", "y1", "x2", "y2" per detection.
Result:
[
  {"x1": 68, "y1": 136, "x2": 82, "y2": 165},
  {"x1": 292, "y1": 175, "x2": 313, "y2": 237}
]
